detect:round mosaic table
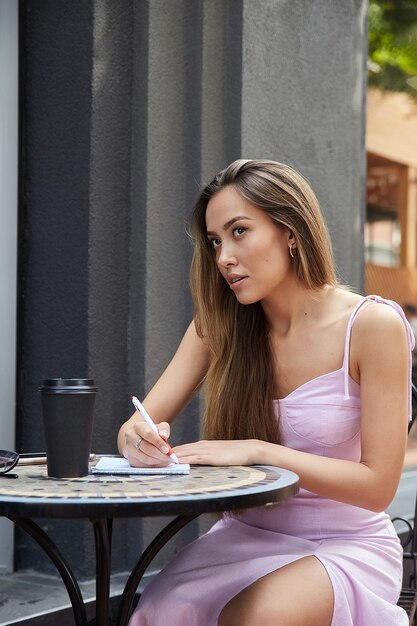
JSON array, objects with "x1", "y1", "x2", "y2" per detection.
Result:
[{"x1": 0, "y1": 461, "x2": 299, "y2": 626}]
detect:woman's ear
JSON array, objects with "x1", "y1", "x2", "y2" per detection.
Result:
[{"x1": 287, "y1": 231, "x2": 297, "y2": 259}]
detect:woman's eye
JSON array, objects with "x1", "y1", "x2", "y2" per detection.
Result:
[
  {"x1": 210, "y1": 238, "x2": 221, "y2": 248},
  {"x1": 233, "y1": 227, "x2": 247, "y2": 237}
]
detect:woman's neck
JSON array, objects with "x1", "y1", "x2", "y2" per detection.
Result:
[{"x1": 261, "y1": 283, "x2": 336, "y2": 337}]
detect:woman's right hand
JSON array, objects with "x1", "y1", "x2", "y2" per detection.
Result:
[
  {"x1": 117, "y1": 321, "x2": 209, "y2": 465},
  {"x1": 123, "y1": 415, "x2": 173, "y2": 467}
]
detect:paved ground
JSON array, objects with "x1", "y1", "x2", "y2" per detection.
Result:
[
  {"x1": 0, "y1": 571, "x2": 120, "y2": 625},
  {"x1": 0, "y1": 570, "x2": 145, "y2": 626}
]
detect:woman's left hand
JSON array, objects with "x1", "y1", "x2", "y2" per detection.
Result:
[{"x1": 173, "y1": 439, "x2": 263, "y2": 466}]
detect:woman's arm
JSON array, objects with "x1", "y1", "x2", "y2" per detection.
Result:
[
  {"x1": 175, "y1": 304, "x2": 410, "y2": 512},
  {"x1": 117, "y1": 320, "x2": 210, "y2": 466}
]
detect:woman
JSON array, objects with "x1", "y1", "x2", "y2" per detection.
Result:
[{"x1": 118, "y1": 159, "x2": 414, "y2": 625}]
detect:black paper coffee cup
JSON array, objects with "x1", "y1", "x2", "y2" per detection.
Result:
[{"x1": 40, "y1": 378, "x2": 97, "y2": 478}]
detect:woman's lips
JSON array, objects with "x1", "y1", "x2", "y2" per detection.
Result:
[{"x1": 228, "y1": 275, "x2": 248, "y2": 290}]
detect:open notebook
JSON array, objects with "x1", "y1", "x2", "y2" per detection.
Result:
[{"x1": 91, "y1": 456, "x2": 190, "y2": 475}]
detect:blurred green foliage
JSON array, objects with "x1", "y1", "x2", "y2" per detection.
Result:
[{"x1": 368, "y1": 0, "x2": 417, "y2": 100}]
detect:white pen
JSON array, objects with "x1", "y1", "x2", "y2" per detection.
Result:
[{"x1": 131, "y1": 395, "x2": 179, "y2": 464}]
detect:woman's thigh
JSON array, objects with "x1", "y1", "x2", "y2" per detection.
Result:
[{"x1": 218, "y1": 555, "x2": 334, "y2": 626}]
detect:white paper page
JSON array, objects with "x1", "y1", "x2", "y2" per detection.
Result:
[{"x1": 91, "y1": 456, "x2": 190, "y2": 475}]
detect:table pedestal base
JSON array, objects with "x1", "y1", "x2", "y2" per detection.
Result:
[{"x1": 10, "y1": 514, "x2": 198, "y2": 626}]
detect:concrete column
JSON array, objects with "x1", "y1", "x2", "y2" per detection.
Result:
[
  {"x1": 240, "y1": 0, "x2": 367, "y2": 292},
  {"x1": 201, "y1": 0, "x2": 243, "y2": 178},
  {"x1": 129, "y1": 0, "x2": 205, "y2": 569},
  {"x1": 17, "y1": 0, "x2": 95, "y2": 578}
]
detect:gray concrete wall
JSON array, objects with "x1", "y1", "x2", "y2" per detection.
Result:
[
  {"x1": 240, "y1": 0, "x2": 367, "y2": 290},
  {"x1": 17, "y1": 0, "x2": 367, "y2": 581}
]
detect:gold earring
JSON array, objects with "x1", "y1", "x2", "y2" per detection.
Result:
[{"x1": 289, "y1": 243, "x2": 295, "y2": 259}]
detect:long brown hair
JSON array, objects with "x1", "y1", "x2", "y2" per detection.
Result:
[{"x1": 189, "y1": 159, "x2": 338, "y2": 443}]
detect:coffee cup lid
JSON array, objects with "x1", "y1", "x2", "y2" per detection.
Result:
[{"x1": 41, "y1": 378, "x2": 97, "y2": 392}]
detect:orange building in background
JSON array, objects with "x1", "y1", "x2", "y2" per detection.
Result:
[{"x1": 366, "y1": 88, "x2": 417, "y2": 307}]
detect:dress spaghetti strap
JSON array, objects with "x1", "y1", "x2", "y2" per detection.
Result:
[{"x1": 342, "y1": 297, "x2": 373, "y2": 398}]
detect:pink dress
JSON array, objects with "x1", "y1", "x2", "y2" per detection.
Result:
[{"x1": 129, "y1": 296, "x2": 415, "y2": 626}]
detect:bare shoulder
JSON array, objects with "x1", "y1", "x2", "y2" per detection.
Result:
[
  {"x1": 351, "y1": 300, "x2": 409, "y2": 375},
  {"x1": 354, "y1": 300, "x2": 407, "y2": 341}
]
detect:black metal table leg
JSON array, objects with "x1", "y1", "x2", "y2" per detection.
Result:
[
  {"x1": 91, "y1": 518, "x2": 113, "y2": 626},
  {"x1": 117, "y1": 514, "x2": 199, "y2": 626},
  {"x1": 9, "y1": 516, "x2": 88, "y2": 626}
]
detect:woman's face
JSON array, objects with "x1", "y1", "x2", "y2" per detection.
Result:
[{"x1": 205, "y1": 186, "x2": 295, "y2": 305}]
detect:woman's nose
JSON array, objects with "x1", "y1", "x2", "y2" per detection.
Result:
[{"x1": 217, "y1": 243, "x2": 237, "y2": 268}]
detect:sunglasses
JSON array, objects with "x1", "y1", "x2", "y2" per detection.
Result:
[{"x1": 0, "y1": 450, "x2": 19, "y2": 479}]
